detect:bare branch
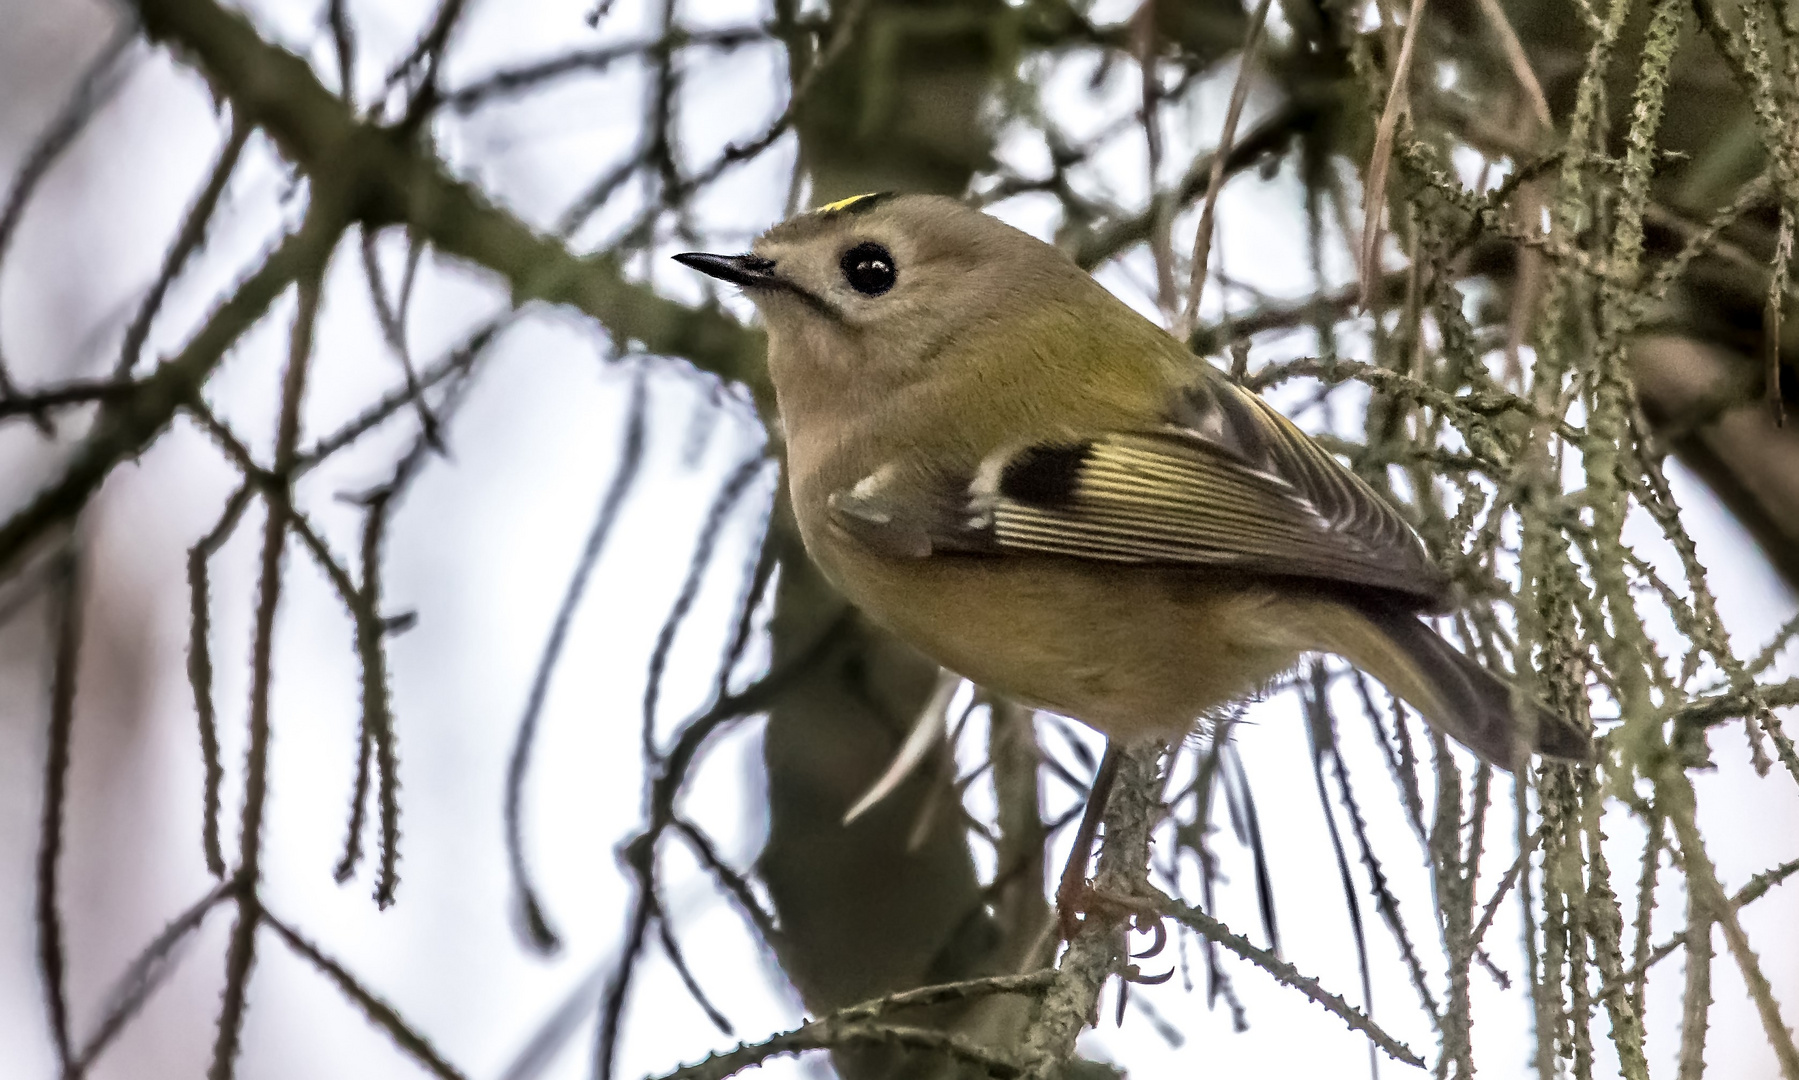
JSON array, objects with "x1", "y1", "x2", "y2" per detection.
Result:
[
  {"x1": 505, "y1": 369, "x2": 651, "y2": 953},
  {"x1": 0, "y1": 378, "x2": 138, "y2": 421},
  {"x1": 259, "y1": 904, "x2": 468, "y2": 1080},
  {"x1": 208, "y1": 243, "x2": 329, "y2": 1080},
  {"x1": 1180, "y1": 0, "x2": 1275, "y2": 334},
  {"x1": 34, "y1": 548, "x2": 80, "y2": 1073},
  {"x1": 1156, "y1": 890, "x2": 1428, "y2": 1069},
  {"x1": 115, "y1": 113, "x2": 252, "y2": 378},
  {"x1": 0, "y1": 21, "x2": 139, "y2": 402},
  {"x1": 652, "y1": 1021, "x2": 1022, "y2": 1080},
  {"x1": 76, "y1": 879, "x2": 238, "y2": 1070},
  {"x1": 443, "y1": 27, "x2": 768, "y2": 113},
  {"x1": 130, "y1": 0, "x2": 764, "y2": 393},
  {"x1": 0, "y1": 216, "x2": 339, "y2": 583}
]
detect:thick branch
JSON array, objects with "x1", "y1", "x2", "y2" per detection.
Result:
[{"x1": 128, "y1": 0, "x2": 763, "y2": 391}]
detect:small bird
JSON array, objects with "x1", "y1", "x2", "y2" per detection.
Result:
[{"x1": 676, "y1": 193, "x2": 1589, "y2": 916}]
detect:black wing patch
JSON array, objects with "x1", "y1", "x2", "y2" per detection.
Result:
[
  {"x1": 827, "y1": 374, "x2": 1450, "y2": 609},
  {"x1": 997, "y1": 445, "x2": 1090, "y2": 506}
]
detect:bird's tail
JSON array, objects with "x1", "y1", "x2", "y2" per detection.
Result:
[{"x1": 1310, "y1": 599, "x2": 1593, "y2": 769}]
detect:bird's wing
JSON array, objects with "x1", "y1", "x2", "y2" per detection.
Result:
[{"x1": 827, "y1": 372, "x2": 1451, "y2": 609}]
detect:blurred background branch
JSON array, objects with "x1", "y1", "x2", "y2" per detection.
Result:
[{"x1": 3, "y1": 0, "x2": 1799, "y2": 1076}]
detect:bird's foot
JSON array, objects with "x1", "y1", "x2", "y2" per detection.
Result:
[{"x1": 1054, "y1": 883, "x2": 1171, "y2": 979}]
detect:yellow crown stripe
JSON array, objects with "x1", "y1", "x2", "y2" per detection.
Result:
[{"x1": 815, "y1": 193, "x2": 884, "y2": 214}]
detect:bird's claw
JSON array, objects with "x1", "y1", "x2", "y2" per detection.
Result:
[{"x1": 1054, "y1": 883, "x2": 1168, "y2": 953}]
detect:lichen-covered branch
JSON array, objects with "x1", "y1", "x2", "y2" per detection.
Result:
[{"x1": 1021, "y1": 740, "x2": 1162, "y2": 1075}]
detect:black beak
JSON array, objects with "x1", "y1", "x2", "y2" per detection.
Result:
[{"x1": 673, "y1": 251, "x2": 781, "y2": 289}]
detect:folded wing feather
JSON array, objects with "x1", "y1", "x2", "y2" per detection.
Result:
[{"x1": 827, "y1": 370, "x2": 1450, "y2": 611}]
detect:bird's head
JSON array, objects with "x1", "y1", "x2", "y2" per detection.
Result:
[{"x1": 676, "y1": 193, "x2": 1102, "y2": 395}]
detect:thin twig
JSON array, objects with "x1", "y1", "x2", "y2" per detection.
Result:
[
  {"x1": 389, "y1": 0, "x2": 472, "y2": 127},
  {"x1": 505, "y1": 369, "x2": 650, "y2": 953},
  {"x1": 445, "y1": 27, "x2": 768, "y2": 112},
  {"x1": 259, "y1": 904, "x2": 468, "y2": 1080},
  {"x1": 76, "y1": 879, "x2": 239, "y2": 1070},
  {"x1": 207, "y1": 249, "x2": 328, "y2": 1080},
  {"x1": 711, "y1": 521, "x2": 777, "y2": 702},
  {"x1": 1471, "y1": 0, "x2": 1553, "y2": 129},
  {"x1": 0, "y1": 379, "x2": 138, "y2": 420},
  {"x1": 0, "y1": 22, "x2": 138, "y2": 406},
  {"x1": 657, "y1": 901, "x2": 735, "y2": 1035},
  {"x1": 1596, "y1": 856, "x2": 1799, "y2": 1000},
  {"x1": 186, "y1": 483, "x2": 255, "y2": 877},
  {"x1": 1360, "y1": 0, "x2": 1431, "y2": 306},
  {"x1": 1470, "y1": 824, "x2": 1546, "y2": 950},
  {"x1": 1666, "y1": 784, "x2": 1799, "y2": 1080},
  {"x1": 1768, "y1": 206, "x2": 1792, "y2": 425},
  {"x1": 0, "y1": 216, "x2": 337, "y2": 584},
  {"x1": 1300, "y1": 667, "x2": 1382, "y2": 1053},
  {"x1": 326, "y1": 0, "x2": 356, "y2": 98},
  {"x1": 595, "y1": 608, "x2": 852, "y2": 1080},
  {"x1": 35, "y1": 549, "x2": 80, "y2": 1073},
  {"x1": 653, "y1": 1021, "x2": 1023, "y2": 1080},
  {"x1": 569, "y1": 0, "x2": 872, "y2": 241},
  {"x1": 643, "y1": 453, "x2": 772, "y2": 761},
  {"x1": 671, "y1": 819, "x2": 780, "y2": 945},
  {"x1": 359, "y1": 225, "x2": 443, "y2": 450},
  {"x1": 1181, "y1": 0, "x2": 1275, "y2": 335},
  {"x1": 1156, "y1": 891, "x2": 1428, "y2": 1069},
  {"x1": 115, "y1": 114, "x2": 252, "y2": 377},
  {"x1": 297, "y1": 317, "x2": 510, "y2": 470}
]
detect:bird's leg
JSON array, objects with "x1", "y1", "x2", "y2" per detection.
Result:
[
  {"x1": 1054, "y1": 741, "x2": 1119, "y2": 939},
  {"x1": 1054, "y1": 740, "x2": 1172, "y2": 970}
]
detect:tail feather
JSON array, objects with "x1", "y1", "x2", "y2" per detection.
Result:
[{"x1": 1315, "y1": 600, "x2": 1593, "y2": 769}]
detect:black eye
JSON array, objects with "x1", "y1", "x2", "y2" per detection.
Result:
[{"x1": 840, "y1": 242, "x2": 896, "y2": 296}]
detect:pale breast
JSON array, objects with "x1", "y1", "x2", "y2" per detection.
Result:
[{"x1": 805, "y1": 524, "x2": 1310, "y2": 739}]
